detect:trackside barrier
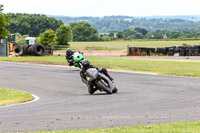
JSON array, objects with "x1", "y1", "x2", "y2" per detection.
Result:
[
  {"x1": 11, "y1": 44, "x2": 53, "y2": 56},
  {"x1": 127, "y1": 45, "x2": 200, "y2": 56},
  {"x1": 127, "y1": 47, "x2": 155, "y2": 56}
]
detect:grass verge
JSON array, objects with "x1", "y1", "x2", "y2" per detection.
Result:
[
  {"x1": 0, "y1": 56, "x2": 200, "y2": 77},
  {"x1": 89, "y1": 57, "x2": 200, "y2": 77},
  {"x1": 0, "y1": 88, "x2": 33, "y2": 106},
  {"x1": 30, "y1": 121, "x2": 200, "y2": 133}
]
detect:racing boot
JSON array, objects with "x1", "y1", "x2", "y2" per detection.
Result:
[{"x1": 100, "y1": 68, "x2": 113, "y2": 81}]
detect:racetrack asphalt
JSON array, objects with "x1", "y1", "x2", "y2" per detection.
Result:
[{"x1": 0, "y1": 62, "x2": 200, "y2": 132}]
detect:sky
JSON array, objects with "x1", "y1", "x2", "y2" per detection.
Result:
[{"x1": 1, "y1": 0, "x2": 200, "y2": 17}]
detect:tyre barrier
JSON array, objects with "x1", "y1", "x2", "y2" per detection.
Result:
[
  {"x1": 168, "y1": 46, "x2": 176, "y2": 56},
  {"x1": 179, "y1": 46, "x2": 187, "y2": 56},
  {"x1": 27, "y1": 44, "x2": 46, "y2": 56},
  {"x1": 128, "y1": 47, "x2": 155, "y2": 56},
  {"x1": 13, "y1": 45, "x2": 24, "y2": 56},
  {"x1": 188, "y1": 46, "x2": 195, "y2": 56},
  {"x1": 194, "y1": 46, "x2": 200, "y2": 56},
  {"x1": 13, "y1": 44, "x2": 47, "y2": 56},
  {"x1": 128, "y1": 45, "x2": 200, "y2": 56},
  {"x1": 156, "y1": 48, "x2": 168, "y2": 55}
]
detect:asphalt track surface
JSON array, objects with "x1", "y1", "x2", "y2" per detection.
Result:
[{"x1": 0, "y1": 62, "x2": 200, "y2": 132}]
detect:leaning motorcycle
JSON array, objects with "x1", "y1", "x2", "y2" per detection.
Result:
[
  {"x1": 72, "y1": 51, "x2": 84, "y2": 68},
  {"x1": 86, "y1": 68, "x2": 118, "y2": 94}
]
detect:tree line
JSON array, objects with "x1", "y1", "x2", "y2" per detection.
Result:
[
  {"x1": 55, "y1": 16, "x2": 200, "y2": 33},
  {"x1": 15, "y1": 21, "x2": 102, "y2": 46},
  {"x1": 6, "y1": 13, "x2": 63, "y2": 36},
  {"x1": 0, "y1": 5, "x2": 9, "y2": 39},
  {"x1": 114, "y1": 28, "x2": 200, "y2": 40},
  {"x1": 0, "y1": 7, "x2": 101, "y2": 46}
]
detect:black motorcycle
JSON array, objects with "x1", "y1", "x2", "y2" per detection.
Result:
[{"x1": 86, "y1": 68, "x2": 118, "y2": 94}]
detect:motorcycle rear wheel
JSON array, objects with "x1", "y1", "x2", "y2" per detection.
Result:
[{"x1": 98, "y1": 80, "x2": 112, "y2": 94}]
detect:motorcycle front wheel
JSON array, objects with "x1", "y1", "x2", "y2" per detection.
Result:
[{"x1": 88, "y1": 84, "x2": 96, "y2": 94}]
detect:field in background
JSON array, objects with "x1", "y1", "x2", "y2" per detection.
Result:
[
  {"x1": 57, "y1": 40, "x2": 200, "y2": 56},
  {"x1": 69, "y1": 40, "x2": 200, "y2": 49}
]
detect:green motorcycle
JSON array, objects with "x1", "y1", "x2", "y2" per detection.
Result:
[{"x1": 72, "y1": 51, "x2": 84, "y2": 68}]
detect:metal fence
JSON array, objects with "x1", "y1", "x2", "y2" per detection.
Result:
[
  {"x1": 53, "y1": 45, "x2": 127, "y2": 56},
  {"x1": 53, "y1": 45, "x2": 126, "y2": 50},
  {"x1": 0, "y1": 39, "x2": 7, "y2": 57}
]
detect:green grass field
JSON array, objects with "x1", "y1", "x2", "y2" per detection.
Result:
[
  {"x1": 1, "y1": 56, "x2": 200, "y2": 77},
  {"x1": 89, "y1": 57, "x2": 200, "y2": 77},
  {"x1": 69, "y1": 40, "x2": 200, "y2": 50},
  {"x1": 0, "y1": 88, "x2": 33, "y2": 106}
]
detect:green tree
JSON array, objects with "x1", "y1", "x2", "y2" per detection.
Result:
[
  {"x1": 145, "y1": 32, "x2": 154, "y2": 39},
  {"x1": 109, "y1": 32, "x2": 114, "y2": 37},
  {"x1": 153, "y1": 30, "x2": 164, "y2": 39},
  {"x1": 56, "y1": 25, "x2": 70, "y2": 45},
  {"x1": 128, "y1": 31, "x2": 143, "y2": 39},
  {"x1": 70, "y1": 22, "x2": 99, "y2": 41},
  {"x1": 117, "y1": 31, "x2": 124, "y2": 39},
  {"x1": 170, "y1": 31, "x2": 183, "y2": 39},
  {"x1": 16, "y1": 38, "x2": 25, "y2": 45},
  {"x1": 39, "y1": 29, "x2": 56, "y2": 46},
  {"x1": 123, "y1": 28, "x2": 143, "y2": 39},
  {"x1": 14, "y1": 32, "x2": 22, "y2": 40},
  {"x1": 6, "y1": 13, "x2": 63, "y2": 36},
  {"x1": 100, "y1": 34, "x2": 104, "y2": 38},
  {"x1": 123, "y1": 29, "x2": 133, "y2": 38},
  {"x1": 134, "y1": 27, "x2": 148, "y2": 36},
  {"x1": 0, "y1": 5, "x2": 9, "y2": 39}
]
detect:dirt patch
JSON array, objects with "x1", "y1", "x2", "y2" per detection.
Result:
[
  {"x1": 53, "y1": 49, "x2": 127, "y2": 56},
  {"x1": 24, "y1": 61, "x2": 59, "y2": 65}
]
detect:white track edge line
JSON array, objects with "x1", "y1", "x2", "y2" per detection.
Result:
[{"x1": 0, "y1": 94, "x2": 40, "y2": 108}]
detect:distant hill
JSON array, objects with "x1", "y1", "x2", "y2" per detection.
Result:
[
  {"x1": 138, "y1": 15, "x2": 200, "y2": 20},
  {"x1": 51, "y1": 15, "x2": 200, "y2": 33}
]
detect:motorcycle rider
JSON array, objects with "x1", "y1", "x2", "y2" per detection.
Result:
[
  {"x1": 65, "y1": 48, "x2": 83, "y2": 66},
  {"x1": 80, "y1": 59, "x2": 113, "y2": 94},
  {"x1": 65, "y1": 48, "x2": 75, "y2": 66}
]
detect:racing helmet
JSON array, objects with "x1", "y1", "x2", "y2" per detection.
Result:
[
  {"x1": 66, "y1": 48, "x2": 73, "y2": 55},
  {"x1": 82, "y1": 59, "x2": 90, "y2": 69}
]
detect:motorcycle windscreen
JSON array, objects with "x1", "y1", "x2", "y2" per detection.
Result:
[
  {"x1": 73, "y1": 52, "x2": 83, "y2": 61},
  {"x1": 86, "y1": 68, "x2": 99, "y2": 81}
]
